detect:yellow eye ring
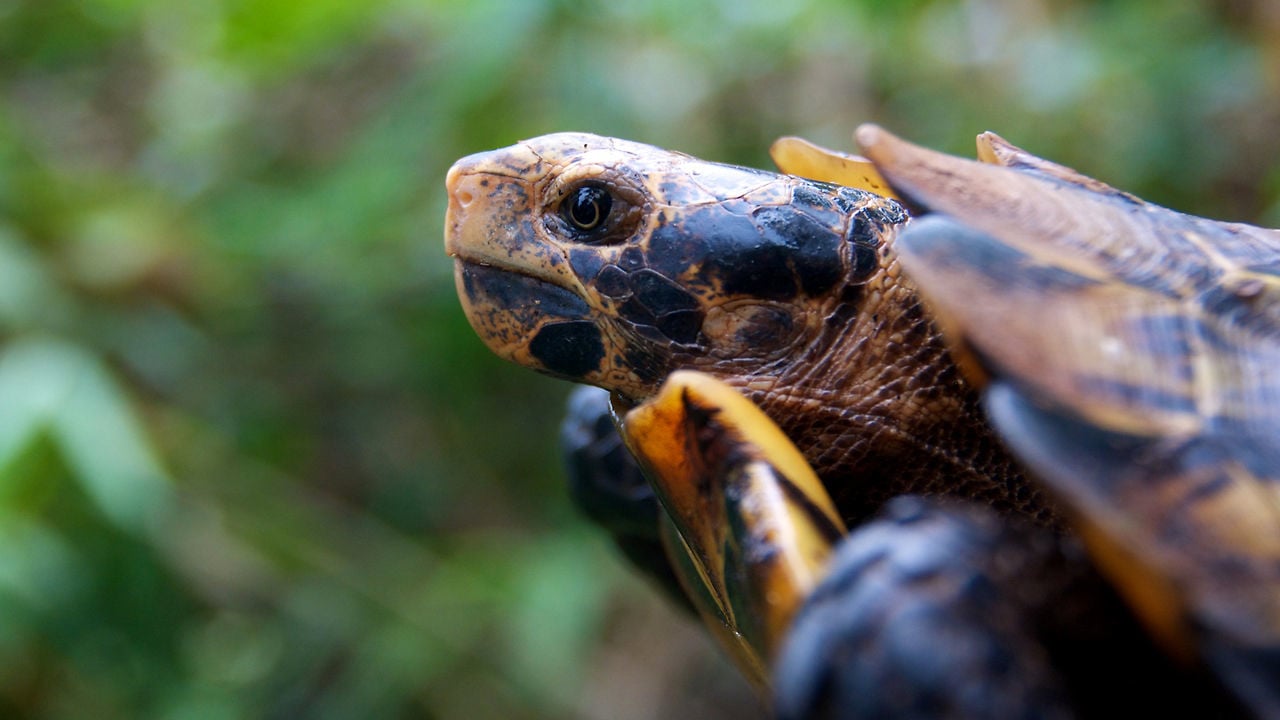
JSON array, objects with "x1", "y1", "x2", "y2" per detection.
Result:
[{"x1": 563, "y1": 184, "x2": 613, "y2": 232}]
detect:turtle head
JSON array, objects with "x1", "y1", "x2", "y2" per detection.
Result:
[{"x1": 445, "y1": 132, "x2": 904, "y2": 401}]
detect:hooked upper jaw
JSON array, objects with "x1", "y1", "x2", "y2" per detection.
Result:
[
  {"x1": 443, "y1": 143, "x2": 549, "y2": 270},
  {"x1": 444, "y1": 142, "x2": 597, "y2": 336},
  {"x1": 444, "y1": 133, "x2": 646, "y2": 291}
]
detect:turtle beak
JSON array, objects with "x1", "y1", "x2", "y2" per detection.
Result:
[
  {"x1": 443, "y1": 150, "x2": 501, "y2": 259},
  {"x1": 443, "y1": 145, "x2": 614, "y2": 383},
  {"x1": 444, "y1": 160, "x2": 472, "y2": 224},
  {"x1": 442, "y1": 146, "x2": 587, "y2": 294},
  {"x1": 443, "y1": 144, "x2": 531, "y2": 258}
]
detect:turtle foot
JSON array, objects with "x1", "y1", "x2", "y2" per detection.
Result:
[{"x1": 774, "y1": 496, "x2": 1231, "y2": 719}]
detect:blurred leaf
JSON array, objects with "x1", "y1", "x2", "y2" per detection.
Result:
[
  {"x1": 0, "y1": 512, "x2": 85, "y2": 611},
  {"x1": 0, "y1": 338, "x2": 172, "y2": 533},
  {"x1": 0, "y1": 226, "x2": 71, "y2": 332}
]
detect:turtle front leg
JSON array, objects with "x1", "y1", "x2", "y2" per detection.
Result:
[
  {"x1": 617, "y1": 370, "x2": 849, "y2": 687},
  {"x1": 775, "y1": 497, "x2": 1237, "y2": 720}
]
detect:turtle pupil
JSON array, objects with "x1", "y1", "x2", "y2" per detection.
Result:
[{"x1": 565, "y1": 185, "x2": 612, "y2": 233}]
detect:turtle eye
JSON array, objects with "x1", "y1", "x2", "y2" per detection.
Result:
[{"x1": 562, "y1": 184, "x2": 613, "y2": 233}]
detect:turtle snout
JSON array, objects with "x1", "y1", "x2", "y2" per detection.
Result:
[
  {"x1": 445, "y1": 160, "x2": 479, "y2": 210},
  {"x1": 445, "y1": 145, "x2": 532, "y2": 215},
  {"x1": 444, "y1": 156, "x2": 494, "y2": 257}
]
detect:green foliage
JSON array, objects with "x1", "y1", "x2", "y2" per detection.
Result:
[{"x1": 0, "y1": 0, "x2": 1275, "y2": 717}]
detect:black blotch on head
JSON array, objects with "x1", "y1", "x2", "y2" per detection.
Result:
[
  {"x1": 618, "y1": 296, "x2": 657, "y2": 327},
  {"x1": 755, "y1": 205, "x2": 843, "y2": 296},
  {"x1": 611, "y1": 270, "x2": 704, "y2": 345},
  {"x1": 868, "y1": 200, "x2": 907, "y2": 226},
  {"x1": 851, "y1": 242, "x2": 879, "y2": 283},
  {"x1": 530, "y1": 321, "x2": 606, "y2": 378},
  {"x1": 462, "y1": 264, "x2": 591, "y2": 319},
  {"x1": 792, "y1": 182, "x2": 835, "y2": 211},
  {"x1": 790, "y1": 181, "x2": 846, "y2": 227},
  {"x1": 570, "y1": 248, "x2": 605, "y2": 282},
  {"x1": 846, "y1": 217, "x2": 884, "y2": 284},
  {"x1": 619, "y1": 246, "x2": 646, "y2": 271},
  {"x1": 595, "y1": 265, "x2": 631, "y2": 299},
  {"x1": 718, "y1": 242, "x2": 798, "y2": 300},
  {"x1": 671, "y1": 206, "x2": 799, "y2": 300},
  {"x1": 655, "y1": 309, "x2": 704, "y2": 345},
  {"x1": 647, "y1": 222, "x2": 712, "y2": 281},
  {"x1": 631, "y1": 269, "x2": 699, "y2": 312},
  {"x1": 627, "y1": 269, "x2": 705, "y2": 344}
]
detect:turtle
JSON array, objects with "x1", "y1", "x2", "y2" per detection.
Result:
[{"x1": 442, "y1": 126, "x2": 1280, "y2": 718}]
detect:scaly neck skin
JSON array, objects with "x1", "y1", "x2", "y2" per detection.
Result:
[{"x1": 724, "y1": 255, "x2": 1057, "y2": 527}]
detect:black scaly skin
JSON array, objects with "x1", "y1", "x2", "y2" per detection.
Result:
[{"x1": 774, "y1": 497, "x2": 1239, "y2": 720}]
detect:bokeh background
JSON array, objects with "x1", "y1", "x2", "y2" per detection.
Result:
[{"x1": 0, "y1": 1, "x2": 1277, "y2": 718}]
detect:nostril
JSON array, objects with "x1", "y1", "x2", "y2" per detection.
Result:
[{"x1": 445, "y1": 161, "x2": 481, "y2": 209}]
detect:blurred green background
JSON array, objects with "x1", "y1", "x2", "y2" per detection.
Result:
[{"x1": 0, "y1": 1, "x2": 1276, "y2": 718}]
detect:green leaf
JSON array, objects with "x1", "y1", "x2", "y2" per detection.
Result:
[{"x1": 0, "y1": 338, "x2": 173, "y2": 534}]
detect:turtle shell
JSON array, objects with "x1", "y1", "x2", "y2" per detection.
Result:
[{"x1": 851, "y1": 124, "x2": 1280, "y2": 714}]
